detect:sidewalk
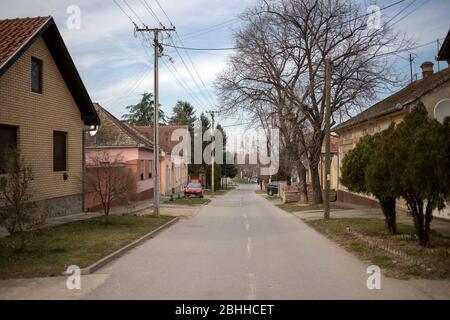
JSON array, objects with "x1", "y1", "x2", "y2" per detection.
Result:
[
  {"x1": 0, "y1": 198, "x2": 166, "y2": 238},
  {"x1": 0, "y1": 194, "x2": 207, "y2": 238},
  {"x1": 297, "y1": 202, "x2": 450, "y2": 237}
]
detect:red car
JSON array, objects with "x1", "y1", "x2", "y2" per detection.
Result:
[{"x1": 184, "y1": 182, "x2": 204, "y2": 198}]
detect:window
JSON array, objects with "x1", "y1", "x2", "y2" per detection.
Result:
[
  {"x1": 140, "y1": 160, "x2": 145, "y2": 180},
  {"x1": 0, "y1": 124, "x2": 18, "y2": 173},
  {"x1": 31, "y1": 57, "x2": 43, "y2": 93},
  {"x1": 148, "y1": 160, "x2": 153, "y2": 178},
  {"x1": 53, "y1": 131, "x2": 67, "y2": 171}
]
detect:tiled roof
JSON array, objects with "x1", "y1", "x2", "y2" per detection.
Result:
[
  {"x1": 0, "y1": 16, "x2": 50, "y2": 68},
  {"x1": 88, "y1": 103, "x2": 153, "y2": 149},
  {"x1": 438, "y1": 29, "x2": 450, "y2": 61},
  {"x1": 133, "y1": 125, "x2": 189, "y2": 154},
  {"x1": 333, "y1": 67, "x2": 450, "y2": 131}
]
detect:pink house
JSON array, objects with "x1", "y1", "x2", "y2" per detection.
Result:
[{"x1": 86, "y1": 103, "x2": 155, "y2": 210}]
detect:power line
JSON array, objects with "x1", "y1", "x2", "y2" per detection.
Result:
[
  {"x1": 113, "y1": 0, "x2": 137, "y2": 26},
  {"x1": 114, "y1": 0, "x2": 212, "y2": 111},
  {"x1": 123, "y1": 0, "x2": 147, "y2": 27},
  {"x1": 178, "y1": 18, "x2": 240, "y2": 41},
  {"x1": 162, "y1": 43, "x2": 237, "y2": 51},
  {"x1": 161, "y1": 57, "x2": 209, "y2": 109},
  {"x1": 151, "y1": 0, "x2": 218, "y2": 107},
  {"x1": 160, "y1": 0, "x2": 411, "y2": 52}
]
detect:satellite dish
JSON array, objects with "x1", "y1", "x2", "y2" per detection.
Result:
[
  {"x1": 89, "y1": 125, "x2": 98, "y2": 137},
  {"x1": 434, "y1": 99, "x2": 450, "y2": 124}
]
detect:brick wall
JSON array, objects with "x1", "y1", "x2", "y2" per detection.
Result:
[{"x1": 0, "y1": 36, "x2": 85, "y2": 215}]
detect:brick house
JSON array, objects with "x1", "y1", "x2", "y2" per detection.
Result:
[
  {"x1": 333, "y1": 32, "x2": 450, "y2": 219},
  {"x1": 85, "y1": 103, "x2": 155, "y2": 209},
  {"x1": 0, "y1": 17, "x2": 100, "y2": 216}
]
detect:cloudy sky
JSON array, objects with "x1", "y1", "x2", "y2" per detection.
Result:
[{"x1": 1, "y1": 0, "x2": 449, "y2": 131}]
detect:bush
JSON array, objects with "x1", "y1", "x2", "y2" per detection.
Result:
[
  {"x1": 0, "y1": 148, "x2": 46, "y2": 251},
  {"x1": 341, "y1": 102, "x2": 450, "y2": 246}
]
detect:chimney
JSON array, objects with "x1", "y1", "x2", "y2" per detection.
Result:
[{"x1": 421, "y1": 61, "x2": 434, "y2": 79}]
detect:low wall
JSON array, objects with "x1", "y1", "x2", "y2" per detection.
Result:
[
  {"x1": 34, "y1": 193, "x2": 83, "y2": 218},
  {"x1": 87, "y1": 188, "x2": 154, "y2": 212},
  {"x1": 337, "y1": 190, "x2": 380, "y2": 208}
]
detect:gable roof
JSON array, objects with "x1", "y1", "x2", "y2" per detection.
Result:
[
  {"x1": 333, "y1": 67, "x2": 450, "y2": 132},
  {"x1": 0, "y1": 16, "x2": 100, "y2": 125},
  {"x1": 87, "y1": 103, "x2": 153, "y2": 150},
  {"x1": 438, "y1": 29, "x2": 450, "y2": 61},
  {"x1": 133, "y1": 125, "x2": 189, "y2": 154}
]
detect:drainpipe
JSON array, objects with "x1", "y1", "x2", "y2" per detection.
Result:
[{"x1": 82, "y1": 125, "x2": 98, "y2": 212}]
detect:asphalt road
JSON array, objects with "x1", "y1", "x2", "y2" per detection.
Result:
[{"x1": 85, "y1": 184, "x2": 448, "y2": 299}]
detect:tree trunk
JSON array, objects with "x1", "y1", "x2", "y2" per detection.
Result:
[
  {"x1": 308, "y1": 131, "x2": 323, "y2": 205},
  {"x1": 405, "y1": 196, "x2": 430, "y2": 247},
  {"x1": 422, "y1": 202, "x2": 434, "y2": 247},
  {"x1": 309, "y1": 160, "x2": 323, "y2": 204},
  {"x1": 296, "y1": 162, "x2": 308, "y2": 204},
  {"x1": 378, "y1": 197, "x2": 397, "y2": 234}
]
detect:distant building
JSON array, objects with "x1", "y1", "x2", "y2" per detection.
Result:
[{"x1": 0, "y1": 17, "x2": 100, "y2": 216}]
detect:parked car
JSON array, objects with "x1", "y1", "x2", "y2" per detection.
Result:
[
  {"x1": 184, "y1": 182, "x2": 204, "y2": 198},
  {"x1": 250, "y1": 176, "x2": 258, "y2": 183},
  {"x1": 266, "y1": 181, "x2": 281, "y2": 196}
]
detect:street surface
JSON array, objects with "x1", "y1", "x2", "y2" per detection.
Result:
[{"x1": 84, "y1": 184, "x2": 448, "y2": 299}]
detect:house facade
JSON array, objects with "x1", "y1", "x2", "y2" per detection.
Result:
[
  {"x1": 0, "y1": 17, "x2": 100, "y2": 217},
  {"x1": 334, "y1": 51, "x2": 450, "y2": 219},
  {"x1": 85, "y1": 103, "x2": 155, "y2": 210},
  {"x1": 133, "y1": 125, "x2": 189, "y2": 196}
]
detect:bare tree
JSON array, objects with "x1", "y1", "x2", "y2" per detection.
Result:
[
  {"x1": 0, "y1": 148, "x2": 46, "y2": 252},
  {"x1": 85, "y1": 151, "x2": 137, "y2": 221},
  {"x1": 217, "y1": 0, "x2": 409, "y2": 203}
]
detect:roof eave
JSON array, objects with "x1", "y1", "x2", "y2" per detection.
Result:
[{"x1": 333, "y1": 104, "x2": 406, "y2": 132}]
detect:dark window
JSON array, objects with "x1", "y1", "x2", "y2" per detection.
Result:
[
  {"x1": 0, "y1": 124, "x2": 18, "y2": 173},
  {"x1": 148, "y1": 160, "x2": 153, "y2": 178},
  {"x1": 53, "y1": 131, "x2": 67, "y2": 171},
  {"x1": 31, "y1": 57, "x2": 42, "y2": 93}
]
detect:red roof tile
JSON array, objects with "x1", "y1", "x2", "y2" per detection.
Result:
[
  {"x1": 133, "y1": 125, "x2": 189, "y2": 154},
  {"x1": 0, "y1": 16, "x2": 51, "y2": 68}
]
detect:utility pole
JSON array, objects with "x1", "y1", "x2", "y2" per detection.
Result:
[
  {"x1": 324, "y1": 57, "x2": 332, "y2": 220},
  {"x1": 136, "y1": 26, "x2": 175, "y2": 216},
  {"x1": 207, "y1": 111, "x2": 216, "y2": 193},
  {"x1": 409, "y1": 53, "x2": 414, "y2": 84},
  {"x1": 437, "y1": 39, "x2": 441, "y2": 72}
]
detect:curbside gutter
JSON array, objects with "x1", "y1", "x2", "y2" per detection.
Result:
[{"x1": 63, "y1": 217, "x2": 179, "y2": 276}]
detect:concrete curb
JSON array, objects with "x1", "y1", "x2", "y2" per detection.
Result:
[
  {"x1": 162, "y1": 199, "x2": 211, "y2": 208},
  {"x1": 63, "y1": 217, "x2": 179, "y2": 276}
]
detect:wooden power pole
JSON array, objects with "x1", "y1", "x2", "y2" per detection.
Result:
[
  {"x1": 136, "y1": 26, "x2": 175, "y2": 216},
  {"x1": 207, "y1": 111, "x2": 216, "y2": 193},
  {"x1": 324, "y1": 57, "x2": 332, "y2": 220}
]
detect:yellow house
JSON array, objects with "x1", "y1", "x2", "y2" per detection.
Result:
[
  {"x1": 334, "y1": 55, "x2": 450, "y2": 219},
  {"x1": 0, "y1": 17, "x2": 100, "y2": 216}
]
